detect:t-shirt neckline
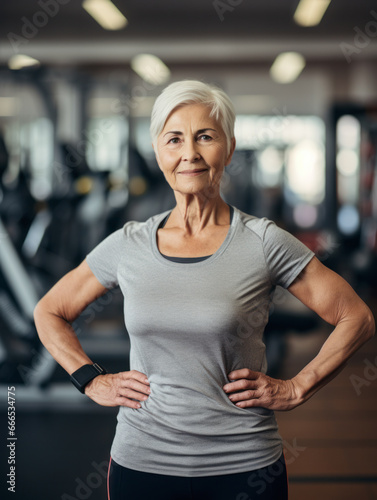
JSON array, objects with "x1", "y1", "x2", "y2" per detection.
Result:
[{"x1": 151, "y1": 205, "x2": 239, "y2": 267}]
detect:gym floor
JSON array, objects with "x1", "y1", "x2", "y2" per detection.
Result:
[{"x1": 1, "y1": 299, "x2": 376, "y2": 500}]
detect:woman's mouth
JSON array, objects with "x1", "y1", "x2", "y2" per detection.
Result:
[{"x1": 178, "y1": 169, "x2": 208, "y2": 177}]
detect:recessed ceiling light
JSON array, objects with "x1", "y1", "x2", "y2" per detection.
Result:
[
  {"x1": 82, "y1": 0, "x2": 128, "y2": 30},
  {"x1": 294, "y1": 0, "x2": 332, "y2": 27},
  {"x1": 270, "y1": 52, "x2": 306, "y2": 84},
  {"x1": 8, "y1": 54, "x2": 40, "y2": 70},
  {"x1": 131, "y1": 54, "x2": 171, "y2": 85}
]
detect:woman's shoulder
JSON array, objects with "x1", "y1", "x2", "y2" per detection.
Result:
[
  {"x1": 121, "y1": 209, "x2": 172, "y2": 237},
  {"x1": 86, "y1": 210, "x2": 172, "y2": 270},
  {"x1": 235, "y1": 207, "x2": 277, "y2": 240}
]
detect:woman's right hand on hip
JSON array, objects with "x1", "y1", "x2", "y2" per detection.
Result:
[{"x1": 84, "y1": 370, "x2": 150, "y2": 408}]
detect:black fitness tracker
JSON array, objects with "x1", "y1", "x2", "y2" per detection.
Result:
[{"x1": 70, "y1": 363, "x2": 107, "y2": 393}]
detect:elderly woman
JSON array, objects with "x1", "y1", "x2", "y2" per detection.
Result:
[{"x1": 34, "y1": 80, "x2": 375, "y2": 500}]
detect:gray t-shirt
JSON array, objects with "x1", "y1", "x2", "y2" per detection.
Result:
[{"x1": 86, "y1": 206, "x2": 314, "y2": 477}]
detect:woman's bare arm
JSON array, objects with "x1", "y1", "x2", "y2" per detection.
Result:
[
  {"x1": 34, "y1": 260, "x2": 150, "y2": 407},
  {"x1": 286, "y1": 256, "x2": 375, "y2": 402},
  {"x1": 34, "y1": 260, "x2": 108, "y2": 374},
  {"x1": 223, "y1": 257, "x2": 375, "y2": 410}
]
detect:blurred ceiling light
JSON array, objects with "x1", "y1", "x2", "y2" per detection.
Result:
[
  {"x1": 285, "y1": 139, "x2": 325, "y2": 204},
  {"x1": 336, "y1": 115, "x2": 360, "y2": 150},
  {"x1": 82, "y1": 0, "x2": 128, "y2": 30},
  {"x1": 0, "y1": 97, "x2": 17, "y2": 116},
  {"x1": 131, "y1": 54, "x2": 170, "y2": 85},
  {"x1": 337, "y1": 204, "x2": 360, "y2": 235},
  {"x1": 294, "y1": 0, "x2": 331, "y2": 27},
  {"x1": 8, "y1": 54, "x2": 40, "y2": 70},
  {"x1": 336, "y1": 149, "x2": 359, "y2": 176},
  {"x1": 293, "y1": 204, "x2": 318, "y2": 228},
  {"x1": 270, "y1": 52, "x2": 306, "y2": 84}
]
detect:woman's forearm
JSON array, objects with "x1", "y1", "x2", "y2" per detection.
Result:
[
  {"x1": 33, "y1": 261, "x2": 110, "y2": 375},
  {"x1": 33, "y1": 262, "x2": 151, "y2": 408},
  {"x1": 34, "y1": 303, "x2": 93, "y2": 374},
  {"x1": 292, "y1": 306, "x2": 375, "y2": 404},
  {"x1": 223, "y1": 304, "x2": 375, "y2": 411}
]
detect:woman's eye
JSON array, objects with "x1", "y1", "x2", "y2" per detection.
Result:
[
  {"x1": 198, "y1": 134, "x2": 212, "y2": 141},
  {"x1": 168, "y1": 137, "x2": 180, "y2": 144}
]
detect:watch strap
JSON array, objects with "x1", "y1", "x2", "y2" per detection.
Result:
[{"x1": 70, "y1": 363, "x2": 107, "y2": 394}]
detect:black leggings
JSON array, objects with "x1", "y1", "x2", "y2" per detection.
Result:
[{"x1": 107, "y1": 454, "x2": 288, "y2": 500}]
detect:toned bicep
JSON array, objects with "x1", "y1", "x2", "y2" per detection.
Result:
[
  {"x1": 35, "y1": 259, "x2": 109, "y2": 323},
  {"x1": 288, "y1": 256, "x2": 370, "y2": 327}
]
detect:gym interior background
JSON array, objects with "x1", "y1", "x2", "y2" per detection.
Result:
[{"x1": 0, "y1": 1, "x2": 377, "y2": 499}]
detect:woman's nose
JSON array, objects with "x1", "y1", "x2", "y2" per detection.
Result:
[{"x1": 182, "y1": 139, "x2": 201, "y2": 162}]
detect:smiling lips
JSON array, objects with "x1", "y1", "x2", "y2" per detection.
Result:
[{"x1": 178, "y1": 168, "x2": 208, "y2": 176}]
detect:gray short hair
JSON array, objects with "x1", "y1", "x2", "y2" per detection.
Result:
[{"x1": 150, "y1": 80, "x2": 235, "y2": 154}]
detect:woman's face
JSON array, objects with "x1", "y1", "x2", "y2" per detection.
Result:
[{"x1": 154, "y1": 103, "x2": 235, "y2": 197}]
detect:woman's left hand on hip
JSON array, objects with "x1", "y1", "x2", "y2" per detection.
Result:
[{"x1": 223, "y1": 368, "x2": 302, "y2": 411}]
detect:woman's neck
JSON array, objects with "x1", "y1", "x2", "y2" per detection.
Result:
[{"x1": 167, "y1": 193, "x2": 230, "y2": 235}]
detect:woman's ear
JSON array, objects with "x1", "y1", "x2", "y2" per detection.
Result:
[{"x1": 225, "y1": 137, "x2": 236, "y2": 166}]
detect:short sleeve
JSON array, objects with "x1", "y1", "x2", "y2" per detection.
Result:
[
  {"x1": 262, "y1": 220, "x2": 315, "y2": 288},
  {"x1": 86, "y1": 228, "x2": 125, "y2": 289}
]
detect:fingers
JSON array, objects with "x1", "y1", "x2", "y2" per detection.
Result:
[
  {"x1": 223, "y1": 370, "x2": 262, "y2": 408},
  {"x1": 223, "y1": 370, "x2": 300, "y2": 411},
  {"x1": 223, "y1": 370, "x2": 260, "y2": 394},
  {"x1": 228, "y1": 389, "x2": 260, "y2": 404},
  {"x1": 114, "y1": 371, "x2": 151, "y2": 406},
  {"x1": 228, "y1": 368, "x2": 259, "y2": 381},
  {"x1": 117, "y1": 387, "x2": 149, "y2": 402},
  {"x1": 223, "y1": 381, "x2": 259, "y2": 396},
  {"x1": 85, "y1": 370, "x2": 151, "y2": 408},
  {"x1": 119, "y1": 371, "x2": 151, "y2": 396},
  {"x1": 115, "y1": 395, "x2": 143, "y2": 409},
  {"x1": 123, "y1": 370, "x2": 150, "y2": 385},
  {"x1": 233, "y1": 398, "x2": 263, "y2": 409}
]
